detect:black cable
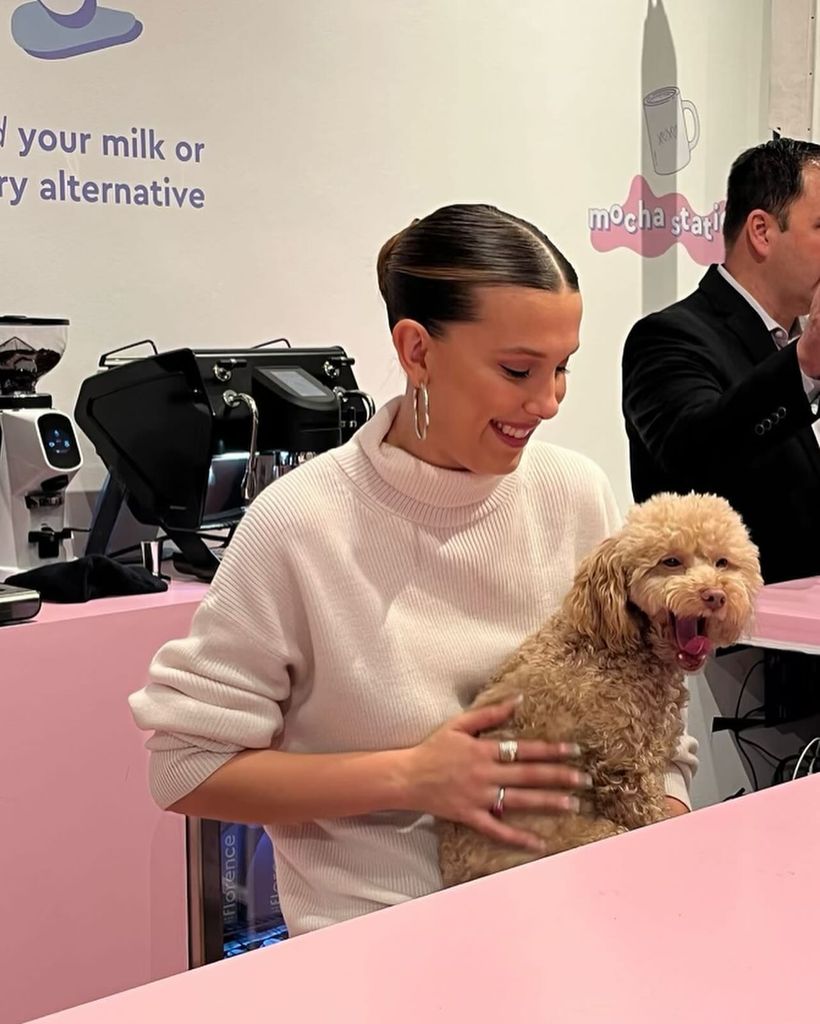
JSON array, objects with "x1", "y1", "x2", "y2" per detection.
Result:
[
  {"x1": 772, "y1": 753, "x2": 801, "y2": 787},
  {"x1": 736, "y1": 734, "x2": 780, "y2": 767},
  {"x1": 252, "y1": 337, "x2": 291, "y2": 349},
  {"x1": 736, "y1": 732, "x2": 820, "y2": 789},
  {"x1": 741, "y1": 704, "x2": 765, "y2": 721},
  {"x1": 726, "y1": 660, "x2": 766, "y2": 791},
  {"x1": 734, "y1": 659, "x2": 765, "y2": 720}
]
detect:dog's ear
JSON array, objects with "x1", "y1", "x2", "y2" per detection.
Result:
[{"x1": 562, "y1": 536, "x2": 641, "y2": 651}]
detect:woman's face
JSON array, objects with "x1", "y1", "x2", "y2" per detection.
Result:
[{"x1": 408, "y1": 284, "x2": 582, "y2": 474}]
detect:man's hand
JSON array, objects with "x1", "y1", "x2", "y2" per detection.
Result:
[{"x1": 796, "y1": 285, "x2": 820, "y2": 378}]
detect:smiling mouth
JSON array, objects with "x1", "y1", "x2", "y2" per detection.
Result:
[
  {"x1": 668, "y1": 612, "x2": 713, "y2": 672},
  {"x1": 490, "y1": 419, "x2": 537, "y2": 448}
]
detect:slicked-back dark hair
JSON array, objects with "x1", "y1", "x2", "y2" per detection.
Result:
[{"x1": 377, "y1": 203, "x2": 578, "y2": 336}]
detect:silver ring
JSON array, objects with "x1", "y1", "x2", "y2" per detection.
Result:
[
  {"x1": 491, "y1": 786, "x2": 506, "y2": 817},
  {"x1": 498, "y1": 739, "x2": 519, "y2": 763}
]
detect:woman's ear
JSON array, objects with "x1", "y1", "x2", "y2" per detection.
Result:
[{"x1": 391, "y1": 319, "x2": 431, "y2": 386}]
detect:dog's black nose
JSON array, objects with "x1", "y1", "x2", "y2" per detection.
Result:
[{"x1": 700, "y1": 588, "x2": 726, "y2": 609}]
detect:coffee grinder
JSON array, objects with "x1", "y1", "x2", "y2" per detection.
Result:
[{"x1": 0, "y1": 316, "x2": 83, "y2": 580}]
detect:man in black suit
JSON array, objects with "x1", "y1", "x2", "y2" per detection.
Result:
[{"x1": 622, "y1": 138, "x2": 820, "y2": 584}]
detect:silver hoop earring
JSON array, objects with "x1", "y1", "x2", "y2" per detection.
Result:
[{"x1": 413, "y1": 382, "x2": 430, "y2": 441}]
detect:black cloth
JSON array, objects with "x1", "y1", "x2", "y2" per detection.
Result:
[
  {"x1": 5, "y1": 555, "x2": 168, "y2": 603},
  {"x1": 622, "y1": 264, "x2": 820, "y2": 585}
]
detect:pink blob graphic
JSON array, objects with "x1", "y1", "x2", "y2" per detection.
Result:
[{"x1": 589, "y1": 175, "x2": 726, "y2": 266}]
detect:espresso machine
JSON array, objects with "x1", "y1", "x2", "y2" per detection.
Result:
[
  {"x1": 75, "y1": 339, "x2": 373, "y2": 580},
  {"x1": 0, "y1": 316, "x2": 83, "y2": 580}
]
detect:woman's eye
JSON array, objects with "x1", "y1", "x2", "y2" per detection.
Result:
[
  {"x1": 500, "y1": 365, "x2": 530, "y2": 380},
  {"x1": 662, "y1": 557, "x2": 682, "y2": 568},
  {"x1": 556, "y1": 364, "x2": 570, "y2": 376}
]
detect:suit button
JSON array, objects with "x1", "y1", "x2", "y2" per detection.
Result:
[
  {"x1": 762, "y1": 418, "x2": 772, "y2": 431},
  {"x1": 755, "y1": 423, "x2": 766, "y2": 435},
  {"x1": 777, "y1": 406, "x2": 787, "y2": 416}
]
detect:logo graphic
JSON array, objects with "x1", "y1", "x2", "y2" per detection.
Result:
[
  {"x1": 589, "y1": 175, "x2": 725, "y2": 266},
  {"x1": 589, "y1": 86, "x2": 724, "y2": 266},
  {"x1": 643, "y1": 86, "x2": 700, "y2": 176},
  {"x1": 11, "y1": 1, "x2": 142, "y2": 60}
]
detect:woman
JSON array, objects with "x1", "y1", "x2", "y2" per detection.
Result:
[{"x1": 130, "y1": 204, "x2": 696, "y2": 936}]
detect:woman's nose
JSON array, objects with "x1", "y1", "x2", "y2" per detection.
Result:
[{"x1": 523, "y1": 384, "x2": 560, "y2": 421}]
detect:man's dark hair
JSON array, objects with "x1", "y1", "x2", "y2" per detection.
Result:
[{"x1": 723, "y1": 137, "x2": 820, "y2": 245}]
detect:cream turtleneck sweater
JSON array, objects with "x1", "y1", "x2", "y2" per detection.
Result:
[{"x1": 129, "y1": 399, "x2": 697, "y2": 936}]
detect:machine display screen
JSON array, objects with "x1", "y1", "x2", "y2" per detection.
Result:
[
  {"x1": 265, "y1": 367, "x2": 330, "y2": 400},
  {"x1": 37, "y1": 413, "x2": 81, "y2": 470}
]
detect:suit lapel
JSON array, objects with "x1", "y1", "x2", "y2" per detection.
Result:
[{"x1": 697, "y1": 265, "x2": 779, "y2": 366}]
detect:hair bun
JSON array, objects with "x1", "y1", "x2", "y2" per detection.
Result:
[{"x1": 377, "y1": 220, "x2": 416, "y2": 299}]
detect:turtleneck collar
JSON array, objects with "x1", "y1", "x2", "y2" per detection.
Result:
[{"x1": 330, "y1": 397, "x2": 522, "y2": 526}]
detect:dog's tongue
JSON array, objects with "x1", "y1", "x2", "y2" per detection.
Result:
[{"x1": 674, "y1": 617, "x2": 712, "y2": 657}]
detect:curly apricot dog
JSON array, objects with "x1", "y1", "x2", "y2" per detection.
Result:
[{"x1": 438, "y1": 492, "x2": 762, "y2": 886}]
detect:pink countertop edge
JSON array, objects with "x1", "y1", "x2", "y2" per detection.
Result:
[
  {"x1": 28, "y1": 775, "x2": 820, "y2": 1024},
  {"x1": 746, "y1": 575, "x2": 820, "y2": 648},
  {"x1": 5, "y1": 579, "x2": 208, "y2": 627}
]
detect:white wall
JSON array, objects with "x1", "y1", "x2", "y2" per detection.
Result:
[
  {"x1": 1, "y1": 0, "x2": 778, "y2": 804},
  {"x1": 1, "y1": 0, "x2": 770, "y2": 511}
]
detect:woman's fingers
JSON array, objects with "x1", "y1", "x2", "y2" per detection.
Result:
[
  {"x1": 467, "y1": 812, "x2": 549, "y2": 853},
  {"x1": 468, "y1": 783, "x2": 583, "y2": 851},
  {"x1": 452, "y1": 698, "x2": 523, "y2": 736},
  {"x1": 493, "y1": 762, "x2": 592, "y2": 790},
  {"x1": 494, "y1": 787, "x2": 581, "y2": 813},
  {"x1": 454, "y1": 703, "x2": 582, "y2": 767},
  {"x1": 414, "y1": 700, "x2": 591, "y2": 833},
  {"x1": 490, "y1": 738, "x2": 581, "y2": 762}
]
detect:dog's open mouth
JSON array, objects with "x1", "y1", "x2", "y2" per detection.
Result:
[{"x1": 668, "y1": 612, "x2": 712, "y2": 672}]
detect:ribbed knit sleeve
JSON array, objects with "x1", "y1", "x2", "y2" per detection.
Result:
[
  {"x1": 128, "y1": 485, "x2": 310, "y2": 809},
  {"x1": 665, "y1": 730, "x2": 699, "y2": 808}
]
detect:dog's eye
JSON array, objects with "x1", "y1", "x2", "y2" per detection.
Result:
[
  {"x1": 661, "y1": 557, "x2": 682, "y2": 568},
  {"x1": 715, "y1": 558, "x2": 729, "y2": 569}
]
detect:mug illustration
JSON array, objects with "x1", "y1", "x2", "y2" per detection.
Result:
[
  {"x1": 643, "y1": 86, "x2": 700, "y2": 175},
  {"x1": 11, "y1": 0, "x2": 142, "y2": 60}
]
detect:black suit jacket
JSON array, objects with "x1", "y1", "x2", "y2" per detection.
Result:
[{"x1": 622, "y1": 264, "x2": 820, "y2": 584}]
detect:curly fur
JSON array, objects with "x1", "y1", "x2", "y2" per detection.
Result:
[{"x1": 438, "y1": 492, "x2": 763, "y2": 886}]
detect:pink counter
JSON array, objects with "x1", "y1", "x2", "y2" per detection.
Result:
[
  {"x1": 0, "y1": 582, "x2": 207, "y2": 1024},
  {"x1": 746, "y1": 575, "x2": 820, "y2": 653},
  {"x1": 28, "y1": 775, "x2": 820, "y2": 1024},
  {"x1": 7, "y1": 574, "x2": 820, "y2": 1023}
]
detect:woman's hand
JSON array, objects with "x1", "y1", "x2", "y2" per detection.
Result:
[{"x1": 400, "y1": 697, "x2": 590, "y2": 852}]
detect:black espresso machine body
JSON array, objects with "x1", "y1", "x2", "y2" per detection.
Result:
[{"x1": 74, "y1": 342, "x2": 373, "y2": 578}]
